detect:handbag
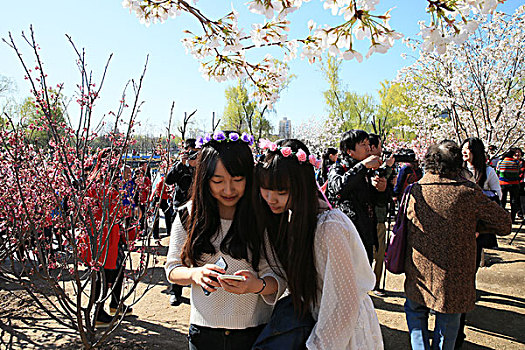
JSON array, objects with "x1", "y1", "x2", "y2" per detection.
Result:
[{"x1": 385, "y1": 183, "x2": 414, "y2": 274}]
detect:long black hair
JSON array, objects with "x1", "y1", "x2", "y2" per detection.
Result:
[
  {"x1": 181, "y1": 132, "x2": 260, "y2": 270},
  {"x1": 461, "y1": 137, "x2": 488, "y2": 187},
  {"x1": 321, "y1": 147, "x2": 338, "y2": 181},
  {"x1": 255, "y1": 139, "x2": 319, "y2": 316}
]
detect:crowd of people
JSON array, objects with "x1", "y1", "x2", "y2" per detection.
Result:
[{"x1": 83, "y1": 128, "x2": 523, "y2": 349}]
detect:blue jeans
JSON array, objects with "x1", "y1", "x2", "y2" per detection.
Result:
[
  {"x1": 404, "y1": 298, "x2": 461, "y2": 350},
  {"x1": 253, "y1": 295, "x2": 315, "y2": 350},
  {"x1": 188, "y1": 324, "x2": 265, "y2": 350}
]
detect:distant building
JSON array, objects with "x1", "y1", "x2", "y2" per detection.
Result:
[{"x1": 279, "y1": 117, "x2": 292, "y2": 139}]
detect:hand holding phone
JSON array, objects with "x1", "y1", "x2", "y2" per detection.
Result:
[
  {"x1": 202, "y1": 257, "x2": 228, "y2": 296},
  {"x1": 218, "y1": 270, "x2": 262, "y2": 295},
  {"x1": 218, "y1": 275, "x2": 246, "y2": 282}
]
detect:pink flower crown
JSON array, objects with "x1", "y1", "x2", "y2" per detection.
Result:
[{"x1": 259, "y1": 139, "x2": 321, "y2": 168}]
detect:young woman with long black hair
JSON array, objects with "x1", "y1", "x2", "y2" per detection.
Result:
[
  {"x1": 254, "y1": 139, "x2": 383, "y2": 349},
  {"x1": 317, "y1": 147, "x2": 338, "y2": 186},
  {"x1": 165, "y1": 131, "x2": 284, "y2": 350},
  {"x1": 458, "y1": 137, "x2": 502, "y2": 348},
  {"x1": 462, "y1": 138, "x2": 501, "y2": 201},
  {"x1": 461, "y1": 137, "x2": 502, "y2": 254}
]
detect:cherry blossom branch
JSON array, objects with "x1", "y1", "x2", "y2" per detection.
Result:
[{"x1": 122, "y1": 1, "x2": 505, "y2": 108}]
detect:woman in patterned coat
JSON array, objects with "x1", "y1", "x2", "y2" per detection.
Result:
[{"x1": 403, "y1": 140, "x2": 511, "y2": 350}]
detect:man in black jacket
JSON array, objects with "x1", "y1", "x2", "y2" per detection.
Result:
[
  {"x1": 326, "y1": 130, "x2": 385, "y2": 264},
  {"x1": 166, "y1": 138, "x2": 198, "y2": 211},
  {"x1": 164, "y1": 138, "x2": 198, "y2": 306}
]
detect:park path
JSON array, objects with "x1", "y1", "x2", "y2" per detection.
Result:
[{"x1": 1, "y1": 224, "x2": 524, "y2": 349}]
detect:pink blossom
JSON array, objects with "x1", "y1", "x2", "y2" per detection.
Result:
[
  {"x1": 309, "y1": 154, "x2": 317, "y2": 166},
  {"x1": 269, "y1": 142, "x2": 278, "y2": 152}
]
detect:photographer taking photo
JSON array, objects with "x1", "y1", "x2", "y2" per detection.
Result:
[{"x1": 326, "y1": 130, "x2": 387, "y2": 264}]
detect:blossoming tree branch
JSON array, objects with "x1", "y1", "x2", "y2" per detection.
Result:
[
  {"x1": 123, "y1": 0, "x2": 506, "y2": 108},
  {"x1": 1, "y1": 26, "x2": 172, "y2": 348}
]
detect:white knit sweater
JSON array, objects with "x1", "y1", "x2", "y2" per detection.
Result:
[{"x1": 165, "y1": 204, "x2": 285, "y2": 329}]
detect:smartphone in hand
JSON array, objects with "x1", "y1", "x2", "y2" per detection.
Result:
[
  {"x1": 218, "y1": 275, "x2": 246, "y2": 282},
  {"x1": 203, "y1": 256, "x2": 228, "y2": 296}
]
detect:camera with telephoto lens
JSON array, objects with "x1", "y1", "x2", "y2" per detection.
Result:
[{"x1": 383, "y1": 149, "x2": 416, "y2": 163}]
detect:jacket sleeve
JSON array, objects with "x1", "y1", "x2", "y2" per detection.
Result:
[
  {"x1": 485, "y1": 167, "x2": 502, "y2": 200},
  {"x1": 495, "y1": 160, "x2": 502, "y2": 176},
  {"x1": 472, "y1": 186, "x2": 512, "y2": 236},
  {"x1": 328, "y1": 162, "x2": 367, "y2": 199},
  {"x1": 165, "y1": 207, "x2": 188, "y2": 281},
  {"x1": 370, "y1": 165, "x2": 394, "y2": 206},
  {"x1": 306, "y1": 212, "x2": 376, "y2": 349}
]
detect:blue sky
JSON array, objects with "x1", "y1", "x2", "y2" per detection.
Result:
[{"x1": 0, "y1": 0, "x2": 521, "y2": 136}]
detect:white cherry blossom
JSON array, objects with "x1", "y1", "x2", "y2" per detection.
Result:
[
  {"x1": 398, "y1": 5, "x2": 525, "y2": 151},
  {"x1": 122, "y1": 0, "x2": 507, "y2": 109}
]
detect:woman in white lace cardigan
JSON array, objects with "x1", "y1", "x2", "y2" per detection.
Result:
[{"x1": 253, "y1": 138, "x2": 383, "y2": 350}]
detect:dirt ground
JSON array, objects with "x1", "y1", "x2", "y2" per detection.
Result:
[{"x1": 1, "y1": 223, "x2": 524, "y2": 350}]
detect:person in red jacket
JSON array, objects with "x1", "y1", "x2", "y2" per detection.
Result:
[
  {"x1": 150, "y1": 175, "x2": 172, "y2": 240},
  {"x1": 134, "y1": 163, "x2": 152, "y2": 234},
  {"x1": 81, "y1": 149, "x2": 134, "y2": 328}
]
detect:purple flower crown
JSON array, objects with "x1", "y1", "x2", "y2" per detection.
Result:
[
  {"x1": 259, "y1": 139, "x2": 321, "y2": 168},
  {"x1": 195, "y1": 131, "x2": 255, "y2": 148}
]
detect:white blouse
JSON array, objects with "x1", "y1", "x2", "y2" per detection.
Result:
[
  {"x1": 485, "y1": 166, "x2": 502, "y2": 200},
  {"x1": 467, "y1": 165, "x2": 502, "y2": 199},
  {"x1": 306, "y1": 209, "x2": 383, "y2": 350},
  {"x1": 165, "y1": 203, "x2": 285, "y2": 329}
]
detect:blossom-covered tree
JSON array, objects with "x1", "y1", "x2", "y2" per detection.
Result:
[
  {"x1": 293, "y1": 114, "x2": 343, "y2": 154},
  {"x1": 1, "y1": 27, "x2": 168, "y2": 349},
  {"x1": 123, "y1": 0, "x2": 505, "y2": 108},
  {"x1": 398, "y1": 5, "x2": 525, "y2": 152}
]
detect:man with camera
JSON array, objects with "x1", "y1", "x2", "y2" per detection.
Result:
[
  {"x1": 326, "y1": 130, "x2": 387, "y2": 264},
  {"x1": 166, "y1": 138, "x2": 199, "y2": 211},
  {"x1": 368, "y1": 134, "x2": 395, "y2": 297},
  {"x1": 393, "y1": 150, "x2": 422, "y2": 200},
  {"x1": 164, "y1": 138, "x2": 199, "y2": 306}
]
